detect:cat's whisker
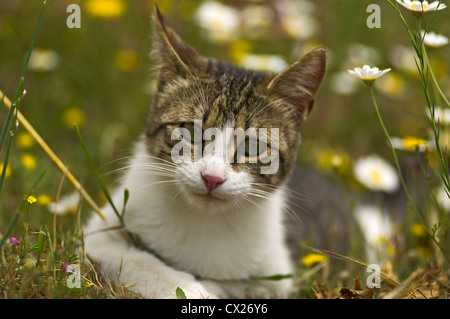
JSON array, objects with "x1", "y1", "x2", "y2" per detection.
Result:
[
  {"x1": 98, "y1": 154, "x2": 179, "y2": 176},
  {"x1": 283, "y1": 204, "x2": 307, "y2": 230},
  {"x1": 252, "y1": 182, "x2": 311, "y2": 201},
  {"x1": 137, "y1": 179, "x2": 178, "y2": 192},
  {"x1": 250, "y1": 184, "x2": 311, "y2": 216},
  {"x1": 240, "y1": 194, "x2": 262, "y2": 210},
  {"x1": 102, "y1": 164, "x2": 177, "y2": 179},
  {"x1": 171, "y1": 185, "x2": 185, "y2": 202},
  {"x1": 130, "y1": 154, "x2": 179, "y2": 167},
  {"x1": 249, "y1": 186, "x2": 309, "y2": 226}
]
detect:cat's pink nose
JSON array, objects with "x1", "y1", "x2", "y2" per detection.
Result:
[{"x1": 201, "y1": 174, "x2": 225, "y2": 193}]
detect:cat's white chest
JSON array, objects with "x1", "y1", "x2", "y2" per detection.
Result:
[{"x1": 123, "y1": 173, "x2": 288, "y2": 280}]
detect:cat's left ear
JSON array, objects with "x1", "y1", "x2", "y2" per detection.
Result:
[
  {"x1": 267, "y1": 48, "x2": 326, "y2": 120},
  {"x1": 152, "y1": 6, "x2": 208, "y2": 83}
]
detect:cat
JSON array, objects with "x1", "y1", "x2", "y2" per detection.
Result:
[{"x1": 83, "y1": 6, "x2": 326, "y2": 299}]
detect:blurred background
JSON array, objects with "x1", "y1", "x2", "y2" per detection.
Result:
[{"x1": 0, "y1": 0, "x2": 449, "y2": 295}]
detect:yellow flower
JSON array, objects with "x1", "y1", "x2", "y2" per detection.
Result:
[
  {"x1": 37, "y1": 194, "x2": 52, "y2": 206},
  {"x1": 415, "y1": 246, "x2": 431, "y2": 259},
  {"x1": 114, "y1": 49, "x2": 139, "y2": 71},
  {"x1": 301, "y1": 253, "x2": 327, "y2": 267},
  {"x1": 410, "y1": 222, "x2": 427, "y2": 237},
  {"x1": 315, "y1": 148, "x2": 351, "y2": 174},
  {"x1": 84, "y1": 281, "x2": 94, "y2": 288},
  {"x1": 25, "y1": 194, "x2": 38, "y2": 204},
  {"x1": 86, "y1": 0, "x2": 126, "y2": 19},
  {"x1": 62, "y1": 106, "x2": 86, "y2": 128},
  {"x1": 229, "y1": 40, "x2": 252, "y2": 64},
  {"x1": 375, "y1": 72, "x2": 405, "y2": 97},
  {"x1": 386, "y1": 244, "x2": 396, "y2": 257},
  {"x1": 0, "y1": 162, "x2": 12, "y2": 179},
  {"x1": 16, "y1": 132, "x2": 35, "y2": 149},
  {"x1": 21, "y1": 153, "x2": 37, "y2": 171}
]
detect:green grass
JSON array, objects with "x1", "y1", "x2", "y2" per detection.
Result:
[{"x1": 1, "y1": 0, "x2": 449, "y2": 299}]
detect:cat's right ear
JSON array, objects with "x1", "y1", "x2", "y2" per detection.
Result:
[
  {"x1": 152, "y1": 6, "x2": 208, "y2": 84},
  {"x1": 266, "y1": 48, "x2": 326, "y2": 120}
]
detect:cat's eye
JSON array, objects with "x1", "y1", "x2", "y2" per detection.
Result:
[
  {"x1": 181, "y1": 122, "x2": 202, "y2": 144},
  {"x1": 237, "y1": 137, "x2": 267, "y2": 160},
  {"x1": 242, "y1": 137, "x2": 257, "y2": 156}
]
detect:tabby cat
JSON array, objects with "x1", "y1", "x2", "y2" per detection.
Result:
[{"x1": 84, "y1": 7, "x2": 326, "y2": 298}]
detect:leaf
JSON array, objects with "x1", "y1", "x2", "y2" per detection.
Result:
[
  {"x1": 251, "y1": 273, "x2": 294, "y2": 281},
  {"x1": 121, "y1": 188, "x2": 130, "y2": 218},
  {"x1": 36, "y1": 231, "x2": 46, "y2": 266},
  {"x1": 176, "y1": 287, "x2": 186, "y2": 299}
]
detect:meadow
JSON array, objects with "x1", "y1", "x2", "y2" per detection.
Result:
[{"x1": 0, "y1": 0, "x2": 448, "y2": 299}]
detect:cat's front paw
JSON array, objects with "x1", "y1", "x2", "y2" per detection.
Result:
[{"x1": 130, "y1": 271, "x2": 220, "y2": 299}]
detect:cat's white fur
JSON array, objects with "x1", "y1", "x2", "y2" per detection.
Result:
[{"x1": 83, "y1": 135, "x2": 293, "y2": 298}]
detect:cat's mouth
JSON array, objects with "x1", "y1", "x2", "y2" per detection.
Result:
[
  {"x1": 183, "y1": 188, "x2": 234, "y2": 208},
  {"x1": 191, "y1": 190, "x2": 227, "y2": 202}
]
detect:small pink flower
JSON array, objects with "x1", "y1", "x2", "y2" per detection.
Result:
[
  {"x1": 62, "y1": 264, "x2": 70, "y2": 272},
  {"x1": 11, "y1": 237, "x2": 19, "y2": 246}
]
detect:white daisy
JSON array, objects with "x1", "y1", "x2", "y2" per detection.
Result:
[
  {"x1": 354, "y1": 205, "x2": 393, "y2": 263},
  {"x1": 348, "y1": 65, "x2": 391, "y2": 87},
  {"x1": 435, "y1": 185, "x2": 450, "y2": 212},
  {"x1": 354, "y1": 155, "x2": 400, "y2": 193},
  {"x1": 275, "y1": 0, "x2": 317, "y2": 40},
  {"x1": 28, "y1": 48, "x2": 59, "y2": 72},
  {"x1": 240, "y1": 54, "x2": 288, "y2": 73},
  {"x1": 427, "y1": 106, "x2": 450, "y2": 125},
  {"x1": 391, "y1": 136, "x2": 435, "y2": 152},
  {"x1": 195, "y1": 1, "x2": 240, "y2": 43},
  {"x1": 330, "y1": 71, "x2": 360, "y2": 95},
  {"x1": 396, "y1": 0, "x2": 447, "y2": 15},
  {"x1": 47, "y1": 192, "x2": 81, "y2": 215},
  {"x1": 421, "y1": 31, "x2": 449, "y2": 48}
]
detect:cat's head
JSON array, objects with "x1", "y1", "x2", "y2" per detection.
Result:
[{"x1": 144, "y1": 7, "x2": 326, "y2": 210}]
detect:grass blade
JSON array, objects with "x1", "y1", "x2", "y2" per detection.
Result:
[
  {"x1": 75, "y1": 125, "x2": 121, "y2": 221},
  {"x1": 0, "y1": 1, "x2": 46, "y2": 153},
  {"x1": 306, "y1": 247, "x2": 402, "y2": 288}
]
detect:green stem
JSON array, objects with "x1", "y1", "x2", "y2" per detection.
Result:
[
  {"x1": 422, "y1": 45, "x2": 450, "y2": 108},
  {"x1": 369, "y1": 88, "x2": 419, "y2": 218},
  {"x1": 369, "y1": 87, "x2": 449, "y2": 263}
]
